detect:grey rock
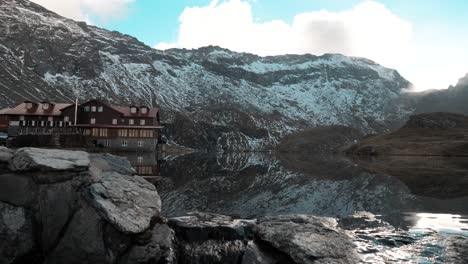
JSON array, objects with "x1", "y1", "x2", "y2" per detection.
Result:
[
  {"x1": 0, "y1": 202, "x2": 35, "y2": 264},
  {"x1": 120, "y1": 223, "x2": 175, "y2": 264},
  {"x1": 255, "y1": 215, "x2": 360, "y2": 264},
  {"x1": 87, "y1": 171, "x2": 161, "y2": 234},
  {"x1": 47, "y1": 205, "x2": 109, "y2": 264},
  {"x1": 103, "y1": 223, "x2": 133, "y2": 263},
  {"x1": 38, "y1": 181, "x2": 79, "y2": 252},
  {"x1": 242, "y1": 241, "x2": 288, "y2": 264},
  {"x1": 178, "y1": 240, "x2": 247, "y2": 264},
  {"x1": 0, "y1": 147, "x2": 14, "y2": 163},
  {"x1": 9, "y1": 148, "x2": 90, "y2": 172},
  {"x1": 443, "y1": 236, "x2": 468, "y2": 264},
  {"x1": 169, "y1": 212, "x2": 254, "y2": 242},
  {"x1": 0, "y1": 173, "x2": 38, "y2": 206}
]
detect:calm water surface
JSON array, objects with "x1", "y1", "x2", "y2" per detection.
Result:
[{"x1": 117, "y1": 152, "x2": 468, "y2": 263}]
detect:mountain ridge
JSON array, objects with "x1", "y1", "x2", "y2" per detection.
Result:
[{"x1": 0, "y1": 0, "x2": 417, "y2": 150}]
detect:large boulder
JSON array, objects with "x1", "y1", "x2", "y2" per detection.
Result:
[
  {"x1": 86, "y1": 171, "x2": 161, "y2": 234},
  {"x1": 169, "y1": 212, "x2": 254, "y2": 242},
  {"x1": 9, "y1": 148, "x2": 90, "y2": 172},
  {"x1": 254, "y1": 215, "x2": 360, "y2": 264}
]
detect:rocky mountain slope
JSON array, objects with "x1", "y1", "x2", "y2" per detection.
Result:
[
  {"x1": 415, "y1": 74, "x2": 468, "y2": 115},
  {"x1": 0, "y1": 0, "x2": 415, "y2": 150},
  {"x1": 346, "y1": 112, "x2": 468, "y2": 156}
]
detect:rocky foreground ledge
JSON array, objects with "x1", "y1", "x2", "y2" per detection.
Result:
[{"x1": 0, "y1": 147, "x2": 363, "y2": 264}]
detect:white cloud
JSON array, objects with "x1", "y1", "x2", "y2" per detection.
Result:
[
  {"x1": 156, "y1": 0, "x2": 468, "y2": 91},
  {"x1": 31, "y1": 0, "x2": 135, "y2": 22}
]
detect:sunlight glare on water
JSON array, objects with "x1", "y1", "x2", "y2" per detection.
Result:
[{"x1": 409, "y1": 213, "x2": 468, "y2": 234}]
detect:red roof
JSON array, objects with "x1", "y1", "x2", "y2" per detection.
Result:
[
  {"x1": 0, "y1": 103, "x2": 72, "y2": 116},
  {"x1": 0, "y1": 108, "x2": 12, "y2": 115}
]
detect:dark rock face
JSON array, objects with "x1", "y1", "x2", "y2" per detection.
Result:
[
  {"x1": 346, "y1": 112, "x2": 468, "y2": 156},
  {"x1": 0, "y1": 202, "x2": 35, "y2": 264},
  {"x1": 0, "y1": 0, "x2": 415, "y2": 151},
  {"x1": 276, "y1": 125, "x2": 364, "y2": 155},
  {"x1": 403, "y1": 112, "x2": 468, "y2": 130},
  {"x1": 415, "y1": 73, "x2": 468, "y2": 115}
]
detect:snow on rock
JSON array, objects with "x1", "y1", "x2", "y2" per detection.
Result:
[{"x1": 0, "y1": 1, "x2": 415, "y2": 151}]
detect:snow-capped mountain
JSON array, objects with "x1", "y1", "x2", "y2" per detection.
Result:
[{"x1": 0, "y1": 0, "x2": 415, "y2": 150}]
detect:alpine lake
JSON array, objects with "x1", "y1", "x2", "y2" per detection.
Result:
[{"x1": 116, "y1": 151, "x2": 468, "y2": 263}]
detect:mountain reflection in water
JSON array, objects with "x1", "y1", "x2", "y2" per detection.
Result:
[{"x1": 115, "y1": 151, "x2": 468, "y2": 262}]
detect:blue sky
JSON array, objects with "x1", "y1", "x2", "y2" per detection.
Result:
[
  {"x1": 32, "y1": 0, "x2": 468, "y2": 91},
  {"x1": 98, "y1": 0, "x2": 468, "y2": 49}
]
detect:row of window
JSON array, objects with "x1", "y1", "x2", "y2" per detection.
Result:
[
  {"x1": 84, "y1": 106, "x2": 149, "y2": 114},
  {"x1": 16, "y1": 120, "x2": 72, "y2": 127},
  {"x1": 19, "y1": 116, "x2": 70, "y2": 122},
  {"x1": 90, "y1": 118, "x2": 146, "y2": 125},
  {"x1": 83, "y1": 128, "x2": 154, "y2": 138},
  {"x1": 84, "y1": 106, "x2": 103, "y2": 113},
  {"x1": 118, "y1": 129, "x2": 154, "y2": 138}
]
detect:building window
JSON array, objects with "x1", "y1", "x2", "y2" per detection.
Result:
[
  {"x1": 64, "y1": 116, "x2": 70, "y2": 122},
  {"x1": 137, "y1": 157, "x2": 143, "y2": 163},
  {"x1": 138, "y1": 141, "x2": 143, "y2": 147},
  {"x1": 112, "y1": 119, "x2": 117, "y2": 125},
  {"x1": 91, "y1": 128, "x2": 108, "y2": 137},
  {"x1": 99, "y1": 128, "x2": 108, "y2": 137},
  {"x1": 129, "y1": 129, "x2": 139, "y2": 137},
  {"x1": 84, "y1": 129, "x2": 91, "y2": 136},
  {"x1": 42, "y1": 103, "x2": 49, "y2": 110},
  {"x1": 140, "y1": 130, "x2": 154, "y2": 138},
  {"x1": 130, "y1": 107, "x2": 137, "y2": 114},
  {"x1": 26, "y1": 102, "x2": 33, "y2": 109},
  {"x1": 20, "y1": 116, "x2": 25, "y2": 121},
  {"x1": 90, "y1": 118, "x2": 96, "y2": 124},
  {"x1": 84, "y1": 106, "x2": 90, "y2": 112},
  {"x1": 31, "y1": 121, "x2": 36, "y2": 127},
  {"x1": 40, "y1": 121, "x2": 46, "y2": 127},
  {"x1": 122, "y1": 140, "x2": 128, "y2": 147},
  {"x1": 98, "y1": 106, "x2": 103, "y2": 112},
  {"x1": 141, "y1": 108, "x2": 148, "y2": 114},
  {"x1": 129, "y1": 119, "x2": 134, "y2": 125},
  {"x1": 105, "y1": 140, "x2": 110, "y2": 147},
  {"x1": 140, "y1": 119, "x2": 146, "y2": 125},
  {"x1": 118, "y1": 129, "x2": 128, "y2": 137},
  {"x1": 91, "y1": 106, "x2": 97, "y2": 112}
]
